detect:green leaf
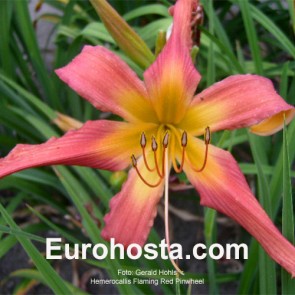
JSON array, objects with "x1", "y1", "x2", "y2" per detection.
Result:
[
  {"x1": 249, "y1": 133, "x2": 277, "y2": 295},
  {"x1": 281, "y1": 122, "x2": 295, "y2": 293},
  {"x1": 206, "y1": 0, "x2": 216, "y2": 86},
  {"x1": 237, "y1": 240, "x2": 259, "y2": 294},
  {"x1": 0, "y1": 0, "x2": 13, "y2": 77},
  {"x1": 280, "y1": 62, "x2": 290, "y2": 98},
  {"x1": 0, "y1": 202, "x2": 72, "y2": 294},
  {"x1": 204, "y1": 208, "x2": 219, "y2": 295},
  {"x1": 250, "y1": 4, "x2": 295, "y2": 59},
  {"x1": 0, "y1": 73, "x2": 56, "y2": 120},
  {"x1": 237, "y1": 0, "x2": 263, "y2": 75},
  {"x1": 287, "y1": 0, "x2": 295, "y2": 33},
  {"x1": 11, "y1": 269, "x2": 87, "y2": 295},
  {"x1": 123, "y1": 4, "x2": 170, "y2": 21},
  {"x1": 270, "y1": 119, "x2": 295, "y2": 213},
  {"x1": 12, "y1": 0, "x2": 59, "y2": 106},
  {"x1": 137, "y1": 18, "x2": 171, "y2": 48}
]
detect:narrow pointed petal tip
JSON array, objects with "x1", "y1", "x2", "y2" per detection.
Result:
[
  {"x1": 101, "y1": 155, "x2": 164, "y2": 247},
  {"x1": 184, "y1": 137, "x2": 295, "y2": 276}
]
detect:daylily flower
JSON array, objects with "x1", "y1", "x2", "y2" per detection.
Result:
[{"x1": 1, "y1": 0, "x2": 295, "y2": 275}]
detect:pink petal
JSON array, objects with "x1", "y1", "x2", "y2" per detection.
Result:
[
  {"x1": 101, "y1": 155, "x2": 164, "y2": 247},
  {"x1": 0, "y1": 120, "x2": 157, "y2": 178},
  {"x1": 179, "y1": 75, "x2": 294, "y2": 136},
  {"x1": 168, "y1": 0, "x2": 196, "y2": 48},
  {"x1": 184, "y1": 136, "x2": 295, "y2": 276},
  {"x1": 56, "y1": 46, "x2": 158, "y2": 123},
  {"x1": 143, "y1": 0, "x2": 201, "y2": 124}
]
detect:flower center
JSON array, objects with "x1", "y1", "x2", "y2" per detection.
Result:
[{"x1": 131, "y1": 125, "x2": 211, "y2": 187}]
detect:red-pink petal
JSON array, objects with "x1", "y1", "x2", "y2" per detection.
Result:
[
  {"x1": 143, "y1": 0, "x2": 201, "y2": 124},
  {"x1": 0, "y1": 120, "x2": 157, "y2": 178},
  {"x1": 168, "y1": 0, "x2": 196, "y2": 48},
  {"x1": 101, "y1": 155, "x2": 164, "y2": 247},
  {"x1": 184, "y1": 137, "x2": 295, "y2": 276},
  {"x1": 56, "y1": 46, "x2": 158, "y2": 123},
  {"x1": 179, "y1": 75, "x2": 294, "y2": 136}
]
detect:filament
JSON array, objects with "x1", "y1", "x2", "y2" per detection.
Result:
[
  {"x1": 192, "y1": 143, "x2": 208, "y2": 172},
  {"x1": 141, "y1": 133, "x2": 155, "y2": 172},
  {"x1": 153, "y1": 149, "x2": 164, "y2": 178},
  {"x1": 142, "y1": 147, "x2": 155, "y2": 172},
  {"x1": 152, "y1": 136, "x2": 164, "y2": 178},
  {"x1": 173, "y1": 131, "x2": 187, "y2": 173},
  {"x1": 173, "y1": 147, "x2": 185, "y2": 173},
  {"x1": 164, "y1": 149, "x2": 184, "y2": 275},
  {"x1": 192, "y1": 127, "x2": 210, "y2": 173},
  {"x1": 131, "y1": 155, "x2": 162, "y2": 188},
  {"x1": 169, "y1": 129, "x2": 182, "y2": 173}
]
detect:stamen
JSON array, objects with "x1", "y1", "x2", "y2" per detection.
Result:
[
  {"x1": 151, "y1": 136, "x2": 158, "y2": 151},
  {"x1": 205, "y1": 126, "x2": 211, "y2": 144},
  {"x1": 193, "y1": 127, "x2": 210, "y2": 172},
  {"x1": 164, "y1": 149, "x2": 184, "y2": 275},
  {"x1": 173, "y1": 131, "x2": 187, "y2": 173},
  {"x1": 152, "y1": 136, "x2": 164, "y2": 178},
  {"x1": 131, "y1": 154, "x2": 137, "y2": 167},
  {"x1": 141, "y1": 132, "x2": 155, "y2": 172},
  {"x1": 131, "y1": 155, "x2": 162, "y2": 188},
  {"x1": 181, "y1": 131, "x2": 187, "y2": 147},
  {"x1": 163, "y1": 131, "x2": 169, "y2": 148},
  {"x1": 140, "y1": 132, "x2": 147, "y2": 148}
]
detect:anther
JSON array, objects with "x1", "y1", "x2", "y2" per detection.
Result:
[
  {"x1": 151, "y1": 136, "x2": 158, "y2": 151},
  {"x1": 181, "y1": 131, "x2": 187, "y2": 147},
  {"x1": 205, "y1": 126, "x2": 211, "y2": 144},
  {"x1": 131, "y1": 155, "x2": 137, "y2": 167},
  {"x1": 163, "y1": 132, "x2": 169, "y2": 148},
  {"x1": 140, "y1": 132, "x2": 147, "y2": 148}
]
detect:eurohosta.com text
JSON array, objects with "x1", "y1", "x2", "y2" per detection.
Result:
[{"x1": 46, "y1": 238, "x2": 248, "y2": 260}]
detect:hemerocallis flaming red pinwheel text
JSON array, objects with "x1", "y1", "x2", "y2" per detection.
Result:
[{"x1": 0, "y1": 0, "x2": 295, "y2": 275}]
